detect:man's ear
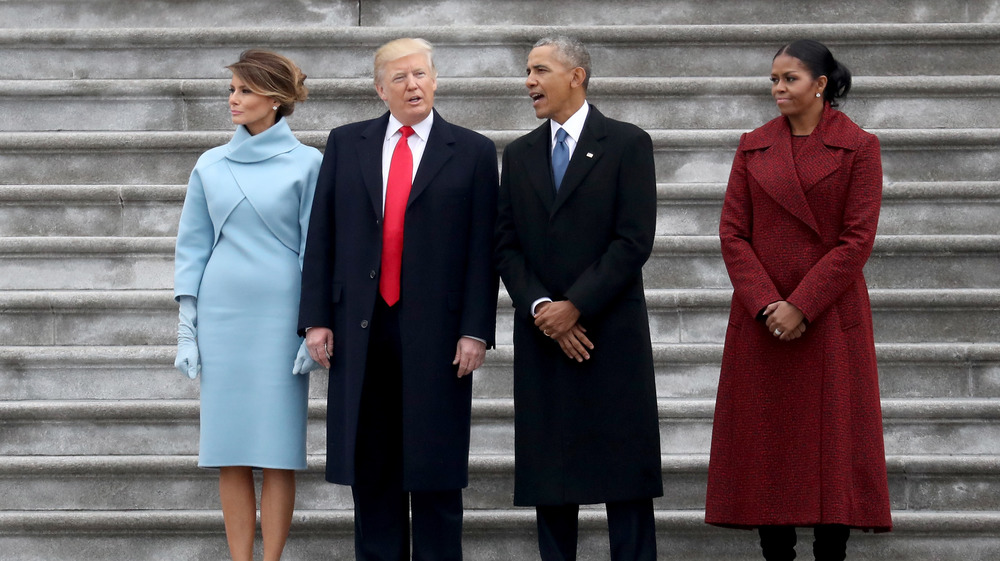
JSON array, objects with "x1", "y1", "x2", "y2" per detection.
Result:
[{"x1": 571, "y1": 67, "x2": 587, "y2": 89}]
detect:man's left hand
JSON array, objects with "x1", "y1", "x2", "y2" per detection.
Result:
[
  {"x1": 453, "y1": 336, "x2": 487, "y2": 378},
  {"x1": 534, "y1": 300, "x2": 581, "y2": 338}
]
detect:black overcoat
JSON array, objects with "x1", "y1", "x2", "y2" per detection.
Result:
[
  {"x1": 495, "y1": 106, "x2": 663, "y2": 505},
  {"x1": 299, "y1": 110, "x2": 499, "y2": 490}
]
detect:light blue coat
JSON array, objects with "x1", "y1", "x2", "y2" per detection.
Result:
[{"x1": 174, "y1": 119, "x2": 322, "y2": 469}]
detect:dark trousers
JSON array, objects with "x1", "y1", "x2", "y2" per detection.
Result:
[
  {"x1": 758, "y1": 525, "x2": 850, "y2": 561},
  {"x1": 352, "y1": 297, "x2": 464, "y2": 561},
  {"x1": 536, "y1": 499, "x2": 656, "y2": 561}
]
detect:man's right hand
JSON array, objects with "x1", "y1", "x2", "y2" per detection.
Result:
[{"x1": 306, "y1": 327, "x2": 335, "y2": 369}]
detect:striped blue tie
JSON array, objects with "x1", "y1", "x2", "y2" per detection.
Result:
[{"x1": 552, "y1": 128, "x2": 569, "y2": 191}]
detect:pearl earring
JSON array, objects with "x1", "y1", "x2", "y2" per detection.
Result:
[
  {"x1": 272, "y1": 106, "x2": 278, "y2": 110},
  {"x1": 815, "y1": 93, "x2": 821, "y2": 98}
]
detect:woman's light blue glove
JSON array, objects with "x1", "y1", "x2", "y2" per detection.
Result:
[
  {"x1": 292, "y1": 339, "x2": 322, "y2": 375},
  {"x1": 174, "y1": 295, "x2": 201, "y2": 379}
]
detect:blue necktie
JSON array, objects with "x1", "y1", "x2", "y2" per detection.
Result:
[{"x1": 552, "y1": 128, "x2": 569, "y2": 191}]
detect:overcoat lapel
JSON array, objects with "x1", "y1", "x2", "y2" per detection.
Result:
[
  {"x1": 552, "y1": 106, "x2": 605, "y2": 215},
  {"x1": 745, "y1": 120, "x2": 821, "y2": 234},
  {"x1": 409, "y1": 110, "x2": 455, "y2": 207},
  {"x1": 358, "y1": 113, "x2": 390, "y2": 219},
  {"x1": 522, "y1": 123, "x2": 556, "y2": 213}
]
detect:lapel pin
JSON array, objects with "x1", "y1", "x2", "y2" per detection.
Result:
[{"x1": 586, "y1": 152, "x2": 593, "y2": 158}]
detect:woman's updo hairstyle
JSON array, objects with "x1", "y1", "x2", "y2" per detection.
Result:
[
  {"x1": 774, "y1": 39, "x2": 852, "y2": 107},
  {"x1": 226, "y1": 49, "x2": 309, "y2": 117}
]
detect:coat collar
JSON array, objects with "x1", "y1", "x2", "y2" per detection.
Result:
[
  {"x1": 410, "y1": 109, "x2": 455, "y2": 208},
  {"x1": 552, "y1": 104, "x2": 606, "y2": 214},
  {"x1": 225, "y1": 118, "x2": 300, "y2": 163},
  {"x1": 742, "y1": 105, "x2": 863, "y2": 234},
  {"x1": 523, "y1": 104, "x2": 607, "y2": 216},
  {"x1": 521, "y1": 121, "x2": 556, "y2": 212},
  {"x1": 358, "y1": 113, "x2": 390, "y2": 218}
]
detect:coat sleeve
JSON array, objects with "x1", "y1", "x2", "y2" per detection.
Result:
[
  {"x1": 298, "y1": 151, "x2": 321, "y2": 272},
  {"x1": 719, "y1": 134, "x2": 784, "y2": 319},
  {"x1": 298, "y1": 131, "x2": 338, "y2": 334},
  {"x1": 459, "y1": 137, "x2": 500, "y2": 346},
  {"x1": 174, "y1": 168, "x2": 214, "y2": 301},
  {"x1": 562, "y1": 128, "x2": 657, "y2": 318},
  {"x1": 787, "y1": 134, "x2": 883, "y2": 321},
  {"x1": 495, "y1": 144, "x2": 551, "y2": 318}
]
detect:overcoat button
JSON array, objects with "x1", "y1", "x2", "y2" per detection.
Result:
[
  {"x1": 369, "y1": 270, "x2": 376, "y2": 279},
  {"x1": 361, "y1": 320, "x2": 369, "y2": 328}
]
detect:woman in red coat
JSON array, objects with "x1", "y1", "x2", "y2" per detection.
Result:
[{"x1": 705, "y1": 40, "x2": 892, "y2": 560}]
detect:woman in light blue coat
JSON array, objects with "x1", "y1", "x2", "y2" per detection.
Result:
[{"x1": 173, "y1": 50, "x2": 322, "y2": 561}]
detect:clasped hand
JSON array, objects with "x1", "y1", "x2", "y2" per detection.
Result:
[
  {"x1": 534, "y1": 300, "x2": 593, "y2": 362},
  {"x1": 763, "y1": 300, "x2": 807, "y2": 341}
]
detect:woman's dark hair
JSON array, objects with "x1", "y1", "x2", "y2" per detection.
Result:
[
  {"x1": 774, "y1": 39, "x2": 852, "y2": 107},
  {"x1": 227, "y1": 49, "x2": 308, "y2": 117}
]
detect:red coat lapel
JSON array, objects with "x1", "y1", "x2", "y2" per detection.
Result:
[{"x1": 743, "y1": 116, "x2": 821, "y2": 234}]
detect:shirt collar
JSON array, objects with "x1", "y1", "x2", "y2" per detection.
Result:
[
  {"x1": 386, "y1": 111, "x2": 434, "y2": 142},
  {"x1": 550, "y1": 102, "x2": 589, "y2": 144}
]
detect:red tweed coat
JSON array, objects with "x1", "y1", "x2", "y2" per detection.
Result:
[{"x1": 705, "y1": 106, "x2": 892, "y2": 531}]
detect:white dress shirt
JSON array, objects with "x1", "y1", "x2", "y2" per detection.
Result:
[
  {"x1": 381, "y1": 111, "x2": 434, "y2": 214},
  {"x1": 548, "y1": 101, "x2": 589, "y2": 161}
]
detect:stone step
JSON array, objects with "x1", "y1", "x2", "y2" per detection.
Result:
[
  {"x1": 0, "y1": 0, "x2": 359, "y2": 29},
  {"x1": 5, "y1": 76, "x2": 1000, "y2": 131},
  {"x1": 0, "y1": 237, "x2": 174, "y2": 290},
  {"x1": 1, "y1": 24, "x2": 998, "y2": 80},
  {"x1": 4, "y1": 0, "x2": 997, "y2": 29},
  {"x1": 1, "y1": 397, "x2": 997, "y2": 457},
  {"x1": 0, "y1": 509, "x2": 996, "y2": 561},
  {"x1": 1, "y1": 129, "x2": 996, "y2": 185},
  {"x1": 4, "y1": 181, "x2": 997, "y2": 238},
  {"x1": 3, "y1": 342, "x2": 999, "y2": 403},
  {"x1": 0, "y1": 453, "x2": 995, "y2": 513},
  {"x1": 0, "y1": 185, "x2": 184, "y2": 237},
  {"x1": 0, "y1": 23, "x2": 1000, "y2": 80},
  {"x1": 660, "y1": 181, "x2": 1000, "y2": 236},
  {"x1": 2, "y1": 288, "x2": 997, "y2": 346},
  {"x1": 0, "y1": 234, "x2": 994, "y2": 290}
]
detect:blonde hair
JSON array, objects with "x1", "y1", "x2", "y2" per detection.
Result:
[
  {"x1": 374, "y1": 38, "x2": 436, "y2": 85},
  {"x1": 226, "y1": 49, "x2": 308, "y2": 117}
]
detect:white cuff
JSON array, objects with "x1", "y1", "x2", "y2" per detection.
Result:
[{"x1": 531, "y1": 297, "x2": 553, "y2": 316}]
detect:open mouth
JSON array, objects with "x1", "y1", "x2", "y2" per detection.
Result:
[
  {"x1": 530, "y1": 92, "x2": 544, "y2": 105},
  {"x1": 407, "y1": 95, "x2": 422, "y2": 104}
]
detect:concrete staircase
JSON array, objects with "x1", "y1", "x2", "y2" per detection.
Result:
[{"x1": 1, "y1": 1, "x2": 999, "y2": 559}]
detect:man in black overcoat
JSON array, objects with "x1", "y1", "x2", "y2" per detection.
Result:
[
  {"x1": 495, "y1": 36, "x2": 663, "y2": 560},
  {"x1": 299, "y1": 38, "x2": 499, "y2": 560}
]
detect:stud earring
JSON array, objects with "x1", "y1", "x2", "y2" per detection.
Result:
[
  {"x1": 272, "y1": 106, "x2": 278, "y2": 110},
  {"x1": 815, "y1": 93, "x2": 821, "y2": 98}
]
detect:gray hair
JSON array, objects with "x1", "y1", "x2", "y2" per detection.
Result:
[{"x1": 533, "y1": 36, "x2": 591, "y2": 90}]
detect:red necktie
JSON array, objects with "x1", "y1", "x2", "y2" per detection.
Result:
[{"x1": 379, "y1": 125, "x2": 414, "y2": 306}]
